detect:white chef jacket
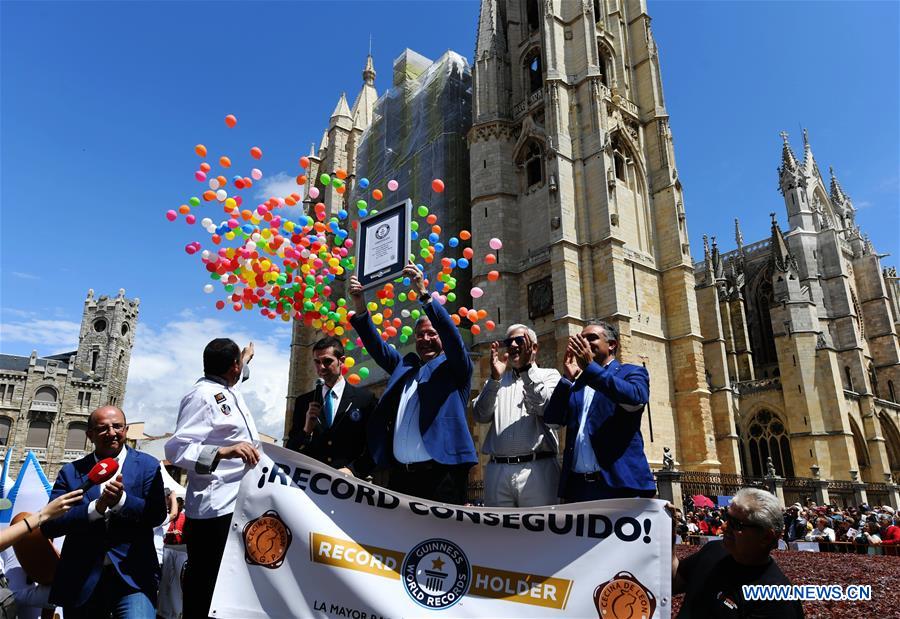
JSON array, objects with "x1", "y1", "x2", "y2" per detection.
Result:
[{"x1": 165, "y1": 375, "x2": 260, "y2": 519}]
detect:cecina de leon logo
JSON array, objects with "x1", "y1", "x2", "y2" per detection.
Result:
[
  {"x1": 401, "y1": 538, "x2": 471, "y2": 610},
  {"x1": 593, "y1": 571, "x2": 656, "y2": 619},
  {"x1": 242, "y1": 510, "x2": 293, "y2": 569}
]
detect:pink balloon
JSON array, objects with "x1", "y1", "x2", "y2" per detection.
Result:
[
  {"x1": 165, "y1": 210, "x2": 177, "y2": 221},
  {"x1": 308, "y1": 187, "x2": 320, "y2": 199},
  {"x1": 489, "y1": 238, "x2": 503, "y2": 250},
  {"x1": 471, "y1": 286, "x2": 484, "y2": 298},
  {"x1": 251, "y1": 168, "x2": 263, "y2": 180},
  {"x1": 195, "y1": 171, "x2": 207, "y2": 182},
  {"x1": 387, "y1": 179, "x2": 399, "y2": 191},
  {"x1": 186, "y1": 214, "x2": 196, "y2": 224}
]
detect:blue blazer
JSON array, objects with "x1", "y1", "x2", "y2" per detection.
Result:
[
  {"x1": 41, "y1": 448, "x2": 166, "y2": 608},
  {"x1": 544, "y1": 359, "x2": 656, "y2": 496},
  {"x1": 350, "y1": 299, "x2": 478, "y2": 467}
]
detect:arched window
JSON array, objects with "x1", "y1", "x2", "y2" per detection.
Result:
[
  {"x1": 0, "y1": 418, "x2": 11, "y2": 446},
  {"x1": 526, "y1": 0, "x2": 539, "y2": 32},
  {"x1": 849, "y1": 417, "x2": 870, "y2": 469},
  {"x1": 889, "y1": 380, "x2": 896, "y2": 403},
  {"x1": 879, "y1": 412, "x2": 900, "y2": 477},
  {"x1": 65, "y1": 422, "x2": 89, "y2": 451},
  {"x1": 26, "y1": 421, "x2": 51, "y2": 448},
  {"x1": 524, "y1": 49, "x2": 543, "y2": 95},
  {"x1": 597, "y1": 44, "x2": 611, "y2": 86},
  {"x1": 742, "y1": 409, "x2": 794, "y2": 477},
  {"x1": 518, "y1": 140, "x2": 544, "y2": 189},
  {"x1": 34, "y1": 386, "x2": 58, "y2": 402}
]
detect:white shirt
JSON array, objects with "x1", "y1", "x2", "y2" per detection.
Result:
[
  {"x1": 87, "y1": 447, "x2": 129, "y2": 521},
  {"x1": 322, "y1": 377, "x2": 345, "y2": 423},
  {"x1": 473, "y1": 365, "x2": 560, "y2": 456},
  {"x1": 572, "y1": 386, "x2": 602, "y2": 473},
  {"x1": 165, "y1": 376, "x2": 260, "y2": 519},
  {"x1": 393, "y1": 373, "x2": 431, "y2": 463}
]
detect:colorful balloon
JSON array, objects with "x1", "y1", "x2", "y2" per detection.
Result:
[
  {"x1": 251, "y1": 168, "x2": 263, "y2": 180},
  {"x1": 431, "y1": 178, "x2": 445, "y2": 193},
  {"x1": 387, "y1": 179, "x2": 399, "y2": 191},
  {"x1": 195, "y1": 144, "x2": 207, "y2": 157},
  {"x1": 489, "y1": 238, "x2": 503, "y2": 250},
  {"x1": 250, "y1": 147, "x2": 262, "y2": 160},
  {"x1": 225, "y1": 115, "x2": 237, "y2": 128}
]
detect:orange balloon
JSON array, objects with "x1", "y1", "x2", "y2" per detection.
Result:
[
  {"x1": 426, "y1": 214, "x2": 438, "y2": 225},
  {"x1": 459, "y1": 307, "x2": 468, "y2": 317},
  {"x1": 296, "y1": 175, "x2": 308, "y2": 185},
  {"x1": 459, "y1": 230, "x2": 471, "y2": 240},
  {"x1": 219, "y1": 156, "x2": 231, "y2": 168},
  {"x1": 203, "y1": 190, "x2": 216, "y2": 202},
  {"x1": 178, "y1": 204, "x2": 190, "y2": 215},
  {"x1": 451, "y1": 314, "x2": 461, "y2": 325},
  {"x1": 432, "y1": 225, "x2": 442, "y2": 235},
  {"x1": 477, "y1": 309, "x2": 488, "y2": 320},
  {"x1": 195, "y1": 144, "x2": 207, "y2": 157},
  {"x1": 336, "y1": 185, "x2": 346, "y2": 195},
  {"x1": 485, "y1": 253, "x2": 497, "y2": 264},
  {"x1": 471, "y1": 324, "x2": 481, "y2": 335},
  {"x1": 347, "y1": 373, "x2": 361, "y2": 385},
  {"x1": 372, "y1": 189, "x2": 383, "y2": 201},
  {"x1": 463, "y1": 247, "x2": 474, "y2": 259},
  {"x1": 485, "y1": 320, "x2": 496, "y2": 331},
  {"x1": 225, "y1": 114, "x2": 237, "y2": 128},
  {"x1": 431, "y1": 178, "x2": 445, "y2": 193},
  {"x1": 250, "y1": 146, "x2": 263, "y2": 160},
  {"x1": 487, "y1": 270, "x2": 500, "y2": 282},
  {"x1": 217, "y1": 176, "x2": 227, "y2": 186},
  {"x1": 335, "y1": 169, "x2": 348, "y2": 180}
]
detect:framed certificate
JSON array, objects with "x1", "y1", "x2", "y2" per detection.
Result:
[{"x1": 356, "y1": 199, "x2": 411, "y2": 290}]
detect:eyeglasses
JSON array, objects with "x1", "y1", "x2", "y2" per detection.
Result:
[
  {"x1": 724, "y1": 512, "x2": 763, "y2": 532},
  {"x1": 91, "y1": 423, "x2": 126, "y2": 435},
  {"x1": 502, "y1": 336, "x2": 526, "y2": 348}
]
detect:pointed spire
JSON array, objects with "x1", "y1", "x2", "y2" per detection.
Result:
[
  {"x1": 318, "y1": 130, "x2": 329, "y2": 153},
  {"x1": 702, "y1": 235, "x2": 714, "y2": 285},
  {"x1": 770, "y1": 212, "x2": 794, "y2": 273},
  {"x1": 330, "y1": 93, "x2": 352, "y2": 121},
  {"x1": 711, "y1": 236, "x2": 724, "y2": 279},
  {"x1": 362, "y1": 53, "x2": 376, "y2": 86},
  {"x1": 703, "y1": 234, "x2": 711, "y2": 261},
  {"x1": 778, "y1": 131, "x2": 803, "y2": 195},
  {"x1": 476, "y1": 0, "x2": 506, "y2": 59},
  {"x1": 829, "y1": 166, "x2": 853, "y2": 210},
  {"x1": 734, "y1": 218, "x2": 744, "y2": 252}
]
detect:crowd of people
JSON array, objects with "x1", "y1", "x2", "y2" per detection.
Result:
[
  {"x1": 673, "y1": 501, "x2": 900, "y2": 548},
  {"x1": 13, "y1": 262, "x2": 893, "y2": 617}
]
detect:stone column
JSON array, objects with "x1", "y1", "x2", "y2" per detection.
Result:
[
  {"x1": 850, "y1": 470, "x2": 868, "y2": 507},
  {"x1": 655, "y1": 470, "x2": 683, "y2": 510},
  {"x1": 764, "y1": 475, "x2": 786, "y2": 507},
  {"x1": 885, "y1": 473, "x2": 900, "y2": 511},
  {"x1": 811, "y1": 465, "x2": 830, "y2": 506}
]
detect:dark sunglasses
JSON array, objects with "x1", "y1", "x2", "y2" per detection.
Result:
[
  {"x1": 502, "y1": 336, "x2": 526, "y2": 348},
  {"x1": 724, "y1": 512, "x2": 762, "y2": 532}
]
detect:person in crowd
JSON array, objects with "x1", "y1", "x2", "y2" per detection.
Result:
[
  {"x1": 165, "y1": 339, "x2": 260, "y2": 619},
  {"x1": 544, "y1": 320, "x2": 655, "y2": 502},
  {"x1": 164, "y1": 498, "x2": 186, "y2": 545},
  {"x1": 686, "y1": 513, "x2": 700, "y2": 535},
  {"x1": 285, "y1": 336, "x2": 377, "y2": 475},
  {"x1": 0, "y1": 491, "x2": 81, "y2": 553},
  {"x1": 347, "y1": 263, "x2": 477, "y2": 504},
  {"x1": 805, "y1": 516, "x2": 836, "y2": 542},
  {"x1": 878, "y1": 513, "x2": 900, "y2": 545},
  {"x1": 836, "y1": 519, "x2": 859, "y2": 542},
  {"x1": 859, "y1": 520, "x2": 882, "y2": 546},
  {"x1": 783, "y1": 503, "x2": 805, "y2": 542},
  {"x1": 472, "y1": 324, "x2": 560, "y2": 507},
  {"x1": 673, "y1": 488, "x2": 803, "y2": 618},
  {"x1": 42, "y1": 406, "x2": 166, "y2": 618}
]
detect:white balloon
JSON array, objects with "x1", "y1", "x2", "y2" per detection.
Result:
[
  {"x1": 216, "y1": 189, "x2": 227, "y2": 201},
  {"x1": 201, "y1": 217, "x2": 213, "y2": 227},
  {"x1": 209, "y1": 178, "x2": 220, "y2": 190},
  {"x1": 203, "y1": 284, "x2": 214, "y2": 294}
]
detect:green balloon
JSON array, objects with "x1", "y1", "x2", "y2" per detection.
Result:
[
  {"x1": 358, "y1": 367, "x2": 370, "y2": 379},
  {"x1": 420, "y1": 249, "x2": 430, "y2": 258},
  {"x1": 410, "y1": 221, "x2": 419, "y2": 231},
  {"x1": 398, "y1": 293, "x2": 407, "y2": 302},
  {"x1": 417, "y1": 205, "x2": 429, "y2": 217},
  {"x1": 189, "y1": 197, "x2": 200, "y2": 207},
  {"x1": 447, "y1": 292, "x2": 457, "y2": 302},
  {"x1": 320, "y1": 173, "x2": 331, "y2": 185},
  {"x1": 399, "y1": 335, "x2": 409, "y2": 344},
  {"x1": 411, "y1": 309, "x2": 421, "y2": 319}
]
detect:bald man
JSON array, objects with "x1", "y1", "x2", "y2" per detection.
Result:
[{"x1": 42, "y1": 406, "x2": 166, "y2": 618}]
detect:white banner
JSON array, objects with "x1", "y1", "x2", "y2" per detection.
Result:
[{"x1": 211, "y1": 444, "x2": 672, "y2": 618}]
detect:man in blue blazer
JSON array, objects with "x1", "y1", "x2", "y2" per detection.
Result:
[
  {"x1": 544, "y1": 320, "x2": 657, "y2": 502},
  {"x1": 42, "y1": 405, "x2": 166, "y2": 618},
  {"x1": 348, "y1": 262, "x2": 477, "y2": 504}
]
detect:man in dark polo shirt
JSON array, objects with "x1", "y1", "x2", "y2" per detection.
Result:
[{"x1": 674, "y1": 488, "x2": 803, "y2": 618}]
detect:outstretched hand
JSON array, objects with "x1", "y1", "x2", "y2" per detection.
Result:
[
  {"x1": 348, "y1": 276, "x2": 367, "y2": 314},
  {"x1": 401, "y1": 261, "x2": 427, "y2": 297},
  {"x1": 489, "y1": 340, "x2": 508, "y2": 380},
  {"x1": 563, "y1": 348, "x2": 581, "y2": 381}
]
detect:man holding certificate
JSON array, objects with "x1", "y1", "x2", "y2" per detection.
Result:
[{"x1": 348, "y1": 262, "x2": 477, "y2": 504}]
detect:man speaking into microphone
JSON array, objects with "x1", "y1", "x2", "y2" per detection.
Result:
[
  {"x1": 42, "y1": 405, "x2": 166, "y2": 618},
  {"x1": 286, "y1": 336, "x2": 377, "y2": 475}
]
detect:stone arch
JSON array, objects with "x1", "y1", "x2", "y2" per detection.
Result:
[
  {"x1": 879, "y1": 411, "x2": 900, "y2": 480},
  {"x1": 609, "y1": 129, "x2": 653, "y2": 254},
  {"x1": 65, "y1": 421, "x2": 89, "y2": 451},
  {"x1": 0, "y1": 417, "x2": 11, "y2": 446},
  {"x1": 522, "y1": 46, "x2": 543, "y2": 95},
  {"x1": 596, "y1": 39, "x2": 616, "y2": 87},
  {"x1": 746, "y1": 263, "x2": 777, "y2": 370},
  {"x1": 34, "y1": 385, "x2": 58, "y2": 402},
  {"x1": 738, "y1": 407, "x2": 795, "y2": 477},
  {"x1": 525, "y1": 0, "x2": 540, "y2": 33}
]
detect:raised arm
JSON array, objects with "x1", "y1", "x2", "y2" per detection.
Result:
[
  {"x1": 348, "y1": 275, "x2": 402, "y2": 374},
  {"x1": 40, "y1": 469, "x2": 94, "y2": 539},
  {"x1": 423, "y1": 295, "x2": 472, "y2": 382},
  {"x1": 521, "y1": 367, "x2": 561, "y2": 417}
]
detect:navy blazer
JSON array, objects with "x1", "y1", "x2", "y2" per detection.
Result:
[
  {"x1": 350, "y1": 298, "x2": 478, "y2": 467},
  {"x1": 544, "y1": 359, "x2": 656, "y2": 496},
  {"x1": 42, "y1": 448, "x2": 166, "y2": 608}
]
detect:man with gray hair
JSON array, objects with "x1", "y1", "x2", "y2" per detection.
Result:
[
  {"x1": 673, "y1": 488, "x2": 803, "y2": 618},
  {"x1": 473, "y1": 324, "x2": 561, "y2": 507}
]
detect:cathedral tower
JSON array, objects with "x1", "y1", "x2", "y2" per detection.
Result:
[{"x1": 468, "y1": 0, "x2": 721, "y2": 471}]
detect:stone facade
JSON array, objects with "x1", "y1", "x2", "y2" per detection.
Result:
[
  {"x1": 694, "y1": 132, "x2": 900, "y2": 484},
  {"x1": 0, "y1": 289, "x2": 139, "y2": 479}
]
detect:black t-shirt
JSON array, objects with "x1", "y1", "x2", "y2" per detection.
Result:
[{"x1": 677, "y1": 541, "x2": 803, "y2": 619}]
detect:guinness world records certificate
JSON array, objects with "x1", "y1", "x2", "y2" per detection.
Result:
[{"x1": 356, "y1": 199, "x2": 412, "y2": 290}]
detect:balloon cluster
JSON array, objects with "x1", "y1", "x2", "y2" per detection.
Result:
[{"x1": 167, "y1": 114, "x2": 504, "y2": 385}]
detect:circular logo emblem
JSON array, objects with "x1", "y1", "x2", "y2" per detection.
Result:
[
  {"x1": 401, "y1": 538, "x2": 470, "y2": 610},
  {"x1": 243, "y1": 510, "x2": 292, "y2": 569},
  {"x1": 350, "y1": 409, "x2": 362, "y2": 422},
  {"x1": 375, "y1": 223, "x2": 390, "y2": 239},
  {"x1": 593, "y1": 571, "x2": 656, "y2": 619}
]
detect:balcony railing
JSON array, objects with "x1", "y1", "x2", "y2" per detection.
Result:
[
  {"x1": 63, "y1": 449, "x2": 87, "y2": 462},
  {"x1": 29, "y1": 400, "x2": 59, "y2": 413},
  {"x1": 512, "y1": 88, "x2": 545, "y2": 117},
  {"x1": 732, "y1": 378, "x2": 781, "y2": 395},
  {"x1": 23, "y1": 448, "x2": 47, "y2": 460}
]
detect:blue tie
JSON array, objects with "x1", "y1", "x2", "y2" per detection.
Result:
[{"x1": 324, "y1": 388, "x2": 334, "y2": 427}]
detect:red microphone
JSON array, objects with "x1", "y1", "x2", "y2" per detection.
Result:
[{"x1": 77, "y1": 458, "x2": 120, "y2": 491}]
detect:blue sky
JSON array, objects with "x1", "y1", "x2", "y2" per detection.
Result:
[{"x1": 2, "y1": 1, "x2": 897, "y2": 439}]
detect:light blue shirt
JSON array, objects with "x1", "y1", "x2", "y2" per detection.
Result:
[
  {"x1": 393, "y1": 372, "x2": 431, "y2": 463},
  {"x1": 572, "y1": 385, "x2": 601, "y2": 473}
]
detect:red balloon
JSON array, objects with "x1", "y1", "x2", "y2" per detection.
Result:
[{"x1": 225, "y1": 114, "x2": 237, "y2": 128}]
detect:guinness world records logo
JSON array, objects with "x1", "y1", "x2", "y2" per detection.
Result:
[{"x1": 401, "y1": 538, "x2": 471, "y2": 610}]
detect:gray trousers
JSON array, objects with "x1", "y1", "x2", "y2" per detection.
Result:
[{"x1": 483, "y1": 457, "x2": 560, "y2": 508}]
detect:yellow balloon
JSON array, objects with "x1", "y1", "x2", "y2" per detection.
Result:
[
  {"x1": 281, "y1": 313, "x2": 290, "y2": 322},
  {"x1": 284, "y1": 221, "x2": 295, "y2": 232},
  {"x1": 372, "y1": 313, "x2": 383, "y2": 325},
  {"x1": 261, "y1": 229, "x2": 272, "y2": 239},
  {"x1": 225, "y1": 231, "x2": 236, "y2": 240},
  {"x1": 344, "y1": 357, "x2": 355, "y2": 367},
  {"x1": 225, "y1": 198, "x2": 237, "y2": 209},
  {"x1": 367, "y1": 302, "x2": 378, "y2": 312},
  {"x1": 312, "y1": 319, "x2": 323, "y2": 329}
]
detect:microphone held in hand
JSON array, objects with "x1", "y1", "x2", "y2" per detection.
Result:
[
  {"x1": 77, "y1": 458, "x2": 120, "y2": 491},
  {"x1": 313, "y1": 378, "x2": 325, "y2": 406}
]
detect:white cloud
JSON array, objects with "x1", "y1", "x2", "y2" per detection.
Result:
[
  {"x1": 123, "y1": 316, "x2": 294, "y2": 443},
  {"x1": 11, "y1": 272, "x2": 39, "y2": 280},
  {"x1": 254, "y1": 171, "x2": 307, "y2": 220},
  {"x1": 0, "y1": 318, "x2": 81, "y2": 353}
]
